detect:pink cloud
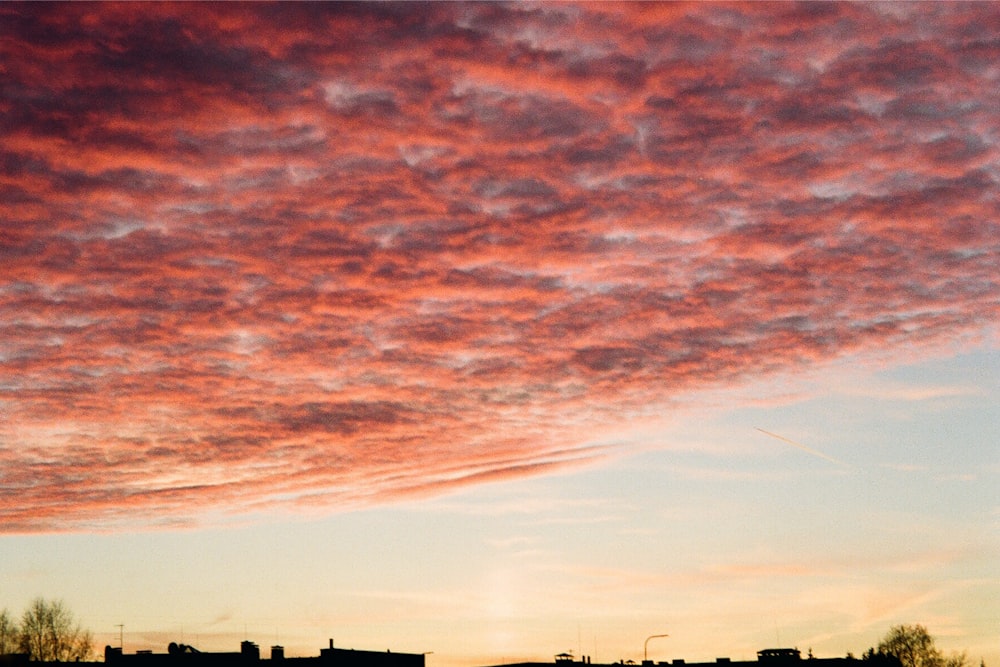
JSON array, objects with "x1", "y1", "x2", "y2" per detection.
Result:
[{"x1": 1, "y1": 2, "x2": 998, "y2": 532}]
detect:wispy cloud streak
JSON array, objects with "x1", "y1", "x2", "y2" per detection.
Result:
[
  {"x1": 754, "y1": 428, "x2": 848, "y2": 467},
  {"x1": 0, "y1": 2, "x2": 997, "y2": 531}
]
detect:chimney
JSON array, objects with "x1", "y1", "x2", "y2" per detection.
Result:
[{"x1": 241, "y1": 641, "x2": 260, "y2": 661}]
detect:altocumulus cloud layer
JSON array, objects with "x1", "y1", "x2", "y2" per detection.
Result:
[{"x1": 1, "y1": 3, "x2": 998, "y2": 532}]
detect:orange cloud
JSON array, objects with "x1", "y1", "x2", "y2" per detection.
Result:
[{"x1": 1, "y1": 2, "x2": 997, "y2": 532}]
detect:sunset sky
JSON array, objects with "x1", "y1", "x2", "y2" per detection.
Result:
[{"x1": 1, "y1": 3, "x2": 998, "y2": 667}]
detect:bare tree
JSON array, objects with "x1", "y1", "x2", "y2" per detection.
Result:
[
  {"x1": 0, "y1": 609, "x2": 19, "y2": 654},
  {"x1": 17, "y1": 598, "x2": 92, "y2": 662},
  {"x1": 874, "y1": 625, "x2": 967, "y2": 667}
]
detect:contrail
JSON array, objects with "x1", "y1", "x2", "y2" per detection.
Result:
[{"x1": 754, "y1": 427, "x2": 848, "y2": 466}]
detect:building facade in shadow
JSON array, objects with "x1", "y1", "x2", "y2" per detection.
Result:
[
  {"x1": 480, "y1": 647, "x2": 878, "y2": 667},
  {"x1": 103, "y1": 640, "x2": 423, "y2": 667}
]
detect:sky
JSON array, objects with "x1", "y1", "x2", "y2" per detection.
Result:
[{"x1": 1, "y1": 2, "x2": 998, "y2": 667}]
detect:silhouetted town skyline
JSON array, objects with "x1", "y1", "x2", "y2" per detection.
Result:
[{"x1": 1, "y1": 638, "x2": 899, "y2": 667}]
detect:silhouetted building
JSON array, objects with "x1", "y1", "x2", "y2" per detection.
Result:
[
  {"x1": 4, "y1": 639, "x2": 883, "y2": 667},
  {"x1": 103, "y1": 640, "x2": 423, "y2": 667},
  {"x1": 479, "y1": 647, "x2": 859, "y2": 667},
  {"x1": 757, "y1": 650, "x2": 803, "y2": 664}
]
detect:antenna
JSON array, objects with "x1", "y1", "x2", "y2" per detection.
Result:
[{"x1": 116, "y1": 625, "x2": 124, "y2": 652}]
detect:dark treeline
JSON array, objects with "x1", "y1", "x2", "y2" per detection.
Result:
[
  {"x1": 862, "y1": 625, "x2": 972, "y2": 667},
  {"x1": 0, "y1": 599, "x2": 93, "y2": 662}
]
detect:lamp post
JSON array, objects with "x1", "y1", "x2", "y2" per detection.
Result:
[{"x1": 644, "y1": 634, "x2": 669, "y2": 664}]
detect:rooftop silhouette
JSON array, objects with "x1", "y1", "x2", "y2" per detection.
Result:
[
  {"x1": 479, "y1": 646, "x2": 899, "y2": 667},
  {"x1": 0, "y1": 640, "x2": 901, "y2": 667},
  {"x1": 102, "y1": 640, "x2": 424, "y2": 667}
]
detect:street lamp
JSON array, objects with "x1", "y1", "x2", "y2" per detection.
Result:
[{"x1": 644, "y1": 634, "x2": 669, "y2": 664}]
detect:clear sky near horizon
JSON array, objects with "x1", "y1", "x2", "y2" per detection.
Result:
[{"x1": 1, "y1": 3, "x2": 997, "y2": 667}]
